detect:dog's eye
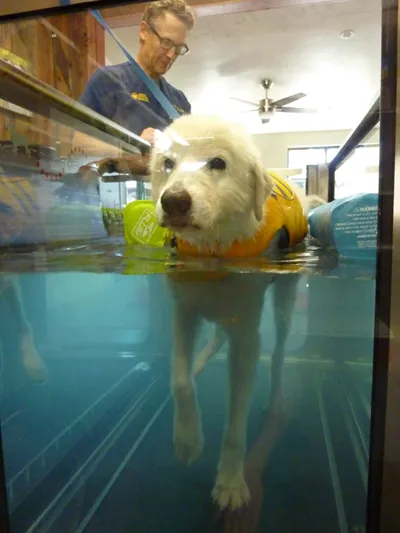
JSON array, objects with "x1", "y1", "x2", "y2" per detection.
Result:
[
  {"x1": 208, "y1": 157, "x2": 226, "y2": 171},
  {"x1": 163, "y1": 158, "x2": 175, "y2": 173}
]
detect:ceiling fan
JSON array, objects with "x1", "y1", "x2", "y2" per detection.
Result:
[{"x1": 230, "y1": 79, "x2": 318, "y2": 124}]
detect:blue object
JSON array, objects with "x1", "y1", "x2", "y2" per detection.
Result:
[
  {"x1": 308, "y1": 193, "x2": 378, "y2": 262},
  {"x1": 91, "y1": 10, "x2": 180, "y2": 121},
  {"x1": 59, "y1": 0, "x2": 71, "y2": 5}
]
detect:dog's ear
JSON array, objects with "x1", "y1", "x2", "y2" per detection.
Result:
[{"x1": 252, "y1": 163, "x2": 274, "y2": 222}]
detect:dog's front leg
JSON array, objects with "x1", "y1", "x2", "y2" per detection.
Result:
[
  {"x1": 212, "y1": 325, "x2": 260, "y2": 510},
  {"x1": 172, "y1": 305, "x2": 203, "y2": 465}
]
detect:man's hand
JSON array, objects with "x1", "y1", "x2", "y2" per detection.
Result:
[
  {"x1": 75, "y1": 127, "x2": 155, "y2": 181},
  {"x1": 77, "y1": 154, "x2": 150, "y2": 182},
  {"x1": 140, "y1": 127, "x2": 157, "y2": 146},
  {"x1": 78, "y1": 164, "x2": 99, "y2": 182}
]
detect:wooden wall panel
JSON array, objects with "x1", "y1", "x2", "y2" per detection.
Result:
[
  {"x1": 68, "y1": 11, "x2": 106, "y2": 100},
  {"x1": 0, "y1": 20, "x2": 36, "y2": 144},
  {"x1": 0, "y1": 12, "x2": 105, "y2": 149},
  {"x1": 0, "y1": 23, "x2": 12, "y2": 141},
  {"x1": 0, "y1": 0, "x2": 100, "y2": 18},
  {"x1": 50, "y1": 15, "x2": 73, "y2": 97},
  {"x1": 33, "y1": 19, "x2": 55, "y2": 146}
]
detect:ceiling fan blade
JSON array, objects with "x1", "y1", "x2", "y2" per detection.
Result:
[
  {"x1": 276, "y1": 106, "x2": 318, "y2": 114},
  {"x1": 229, "y1": 97, "x2": 258, "y2": 107},
  {"x1": 237, "y1": 108, "x2": 260, "y2": 114},
  {"x1": 272, "y1": 92, "x2": 307, "y2": 107}
]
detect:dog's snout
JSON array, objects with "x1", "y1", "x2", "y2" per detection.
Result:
[{"x1": 161, "y1": 190, "x2": 192, "y2": 215}]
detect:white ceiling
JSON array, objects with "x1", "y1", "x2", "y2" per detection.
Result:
[{"x1": 105, "y1": 0, "x2": 381, "y2": 134}]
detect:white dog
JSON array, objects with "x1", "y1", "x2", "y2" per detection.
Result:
[{"x1": 150, "y1": 115, "x2": 322, "y2": 510}]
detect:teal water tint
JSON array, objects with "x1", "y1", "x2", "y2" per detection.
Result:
[{"x1": 0, "y1": 244, "x2": 375, "y2": 533}]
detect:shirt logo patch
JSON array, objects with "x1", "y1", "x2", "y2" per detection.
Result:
[{"x1": 131, "y1": 92, "x2": 150, "y2": 103}]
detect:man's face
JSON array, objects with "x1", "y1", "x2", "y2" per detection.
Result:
[{"x1": 139, "y1": 13, "x2": 189, "y2": 76}]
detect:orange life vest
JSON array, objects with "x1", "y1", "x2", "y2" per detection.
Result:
[
  {"x1": 177, "y1": 172, "x2": 308, "y2": 258},
  {"x1": 168, "y1": 172, "x2": 308, "y2": 282}
]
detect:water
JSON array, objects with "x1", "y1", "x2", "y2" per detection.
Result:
[{"x1": 0, "y1": 242, "x2": 375, "y2": 533}]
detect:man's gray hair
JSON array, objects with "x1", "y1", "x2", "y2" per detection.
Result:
[{"x1": 141, "y1": 0, "x2": 196, "y2": 30}]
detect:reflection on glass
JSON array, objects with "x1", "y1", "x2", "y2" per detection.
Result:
[
  {"x1": 335, "y1": 132, "x2": 380, "y2": 199},
  {"x1": 0, "y1": 2, "x2": 380, "y2": 533}
]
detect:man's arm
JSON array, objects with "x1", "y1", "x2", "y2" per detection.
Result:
[
  {"x1": 77, "y1": 81, "x2": 191, "y2": 182},
  {"x1": 79, "y1": 153, "x2": 151, "y2": 183}
]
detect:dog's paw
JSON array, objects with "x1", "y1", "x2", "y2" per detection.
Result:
[
  {"x1": 174, "y1": 416, "x2": 204, "y2": 465},
  {"x1": 212, "y1": 472, "x2": 250, "y2": 510}
]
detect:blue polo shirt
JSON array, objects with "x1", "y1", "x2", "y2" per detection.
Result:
[{"x1": 79, "y1": 62, "x2": 191, "y2": 136}]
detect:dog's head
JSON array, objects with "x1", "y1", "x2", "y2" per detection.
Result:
[{"x1": 150, "y1": 115, "x2": 274, "y2": 246}]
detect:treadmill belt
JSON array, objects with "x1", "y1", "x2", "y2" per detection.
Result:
[{"x1": 26, "y1": 357, "x2": 371, "y2": 533}]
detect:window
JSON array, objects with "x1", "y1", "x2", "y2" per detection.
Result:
[
  {"x1": 287, "y1": 146, "x2": 340, "y2": 190},
  {"x1": 335, "y1": 145, "x2": 380, "y2": 199},
  {"x1": 288, "y1": 144, "x2": 379, "y2": 196}
]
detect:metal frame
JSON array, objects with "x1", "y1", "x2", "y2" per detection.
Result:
[
  {"x1": 367, "y1": 1, "x2": 400, "y2": 532},
  {"x1": 322, "y1": 2, "x2": 400, "y2": 531},
  {"x1": 0, "y1": 1, "x2": 399, "y2": 533}
]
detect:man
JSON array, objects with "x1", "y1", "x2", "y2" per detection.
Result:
[
  {"x1": 79, "y1": 0, "x2": 194, "y2": 143},
  {"x1": 79, "y1": 0, "x2": 195, "y2": 361}
]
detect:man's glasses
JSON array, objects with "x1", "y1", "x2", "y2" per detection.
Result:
[{"x1": 146, "y1": 22, "x2": 189, "y2": 56}]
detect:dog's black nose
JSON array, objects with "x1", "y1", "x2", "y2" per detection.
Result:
[{"x1": 161, "y1": 190, "x2": 192, "y2": 215}]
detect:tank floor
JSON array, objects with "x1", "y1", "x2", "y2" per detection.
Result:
[{"x1": 5, "y1": 353, "x2": 371, "y2": 533}]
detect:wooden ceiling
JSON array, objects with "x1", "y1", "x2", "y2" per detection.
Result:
[{"x1": 101, "y1": 0, "x2": 348, "y2": 29}]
